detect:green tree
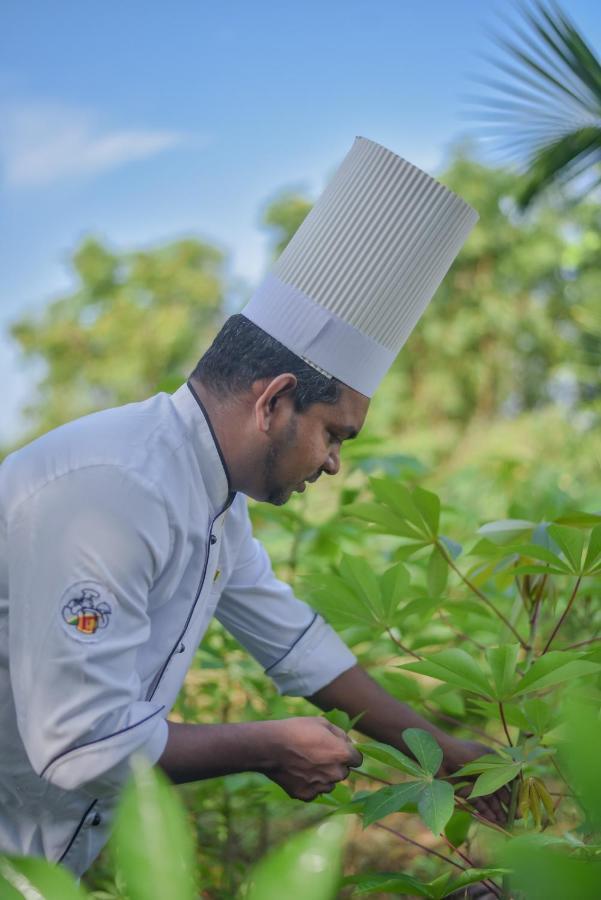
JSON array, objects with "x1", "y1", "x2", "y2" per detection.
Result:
[
  {"x1": 471, "y1": 0, "x2": 601, "y2": 208},
  {"x1": 10, "y1": 237, "x2": 227, "y2": 438}
]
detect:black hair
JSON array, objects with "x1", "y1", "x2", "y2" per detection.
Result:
[{"x1": 191, "y1": 314, "x2": 341, "y2": 412}]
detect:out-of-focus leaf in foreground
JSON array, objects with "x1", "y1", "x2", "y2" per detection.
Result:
[
  {"x1": 111, "y1": 756, "x2": 197, "y2": 900},
  {"x1": 243, "y1": 818, "x2": 347, "y2": 900}
]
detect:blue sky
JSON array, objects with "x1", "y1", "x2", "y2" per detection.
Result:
[{"x1": 2, "y1": 0, "x2": 599, "y2": 441}]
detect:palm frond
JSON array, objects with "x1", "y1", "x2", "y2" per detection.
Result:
[{"x1": 470, "y1": 1, "x2": 601, "y2": 208}]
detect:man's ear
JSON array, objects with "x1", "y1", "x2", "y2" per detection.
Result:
[{"x1": 253, "y1": 373, "x2": 298, "y2": 433}]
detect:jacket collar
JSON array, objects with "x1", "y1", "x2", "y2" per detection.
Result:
[{"x1": 170, "y1": 381, "x2": 236, "y2": 512}]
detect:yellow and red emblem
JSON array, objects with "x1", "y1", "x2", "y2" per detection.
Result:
[{"x1": 61, "y1": 585, "x2": 112, "y2": 638}]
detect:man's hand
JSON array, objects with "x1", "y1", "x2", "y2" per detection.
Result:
[
  {"x1": 442, "y1": 738, "x2": 511, "y2": 825},
  {"x1": 260, "y1": 716, "x2": 363, "y2": 801}
]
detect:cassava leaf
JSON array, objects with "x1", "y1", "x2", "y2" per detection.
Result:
[
  {"x1": 512, "y1": 652, "x2": 601, "y2": 696},
  {"x1": 486, "y1": 644, "x2": 520, "y2": 700},
  {"x1": 418, "y1": 779, "x2": 455, "y2": 835},
  {"x1": 469, "y1": 764, "x2": 521, "y2": 798},
  {"x1": 403, "y1": 728, "x2": 443, "y2": 776},
  {"x1": 401, "y1": 649, "x2": 494, "y2": 698},
  {"x1": 355, "y1": 741, "x2": 423, "y2": 777},
  {"x1": 362, "y1": 781, "x2": 423, "y2": 826}
]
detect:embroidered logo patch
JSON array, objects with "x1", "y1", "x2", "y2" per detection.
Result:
[{"x1": 60, "y1": 582, "x2": 113, "y2": 639}]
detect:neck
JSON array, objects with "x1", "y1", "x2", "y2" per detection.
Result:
[{"x1": 189, "y1": 377, "x2": 257, "y2": 495}]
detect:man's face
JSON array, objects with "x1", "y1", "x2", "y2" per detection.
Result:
[{"x1": 261, "y1": 385, "x2": 370, "y2": 506}]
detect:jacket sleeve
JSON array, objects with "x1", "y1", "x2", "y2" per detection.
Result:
[
  {"x1": 214, "y1": 496, "x2": 357, "y2": 696},
  {"x1": 6, "y1": 465, "x2": 171, "y2": 796}
]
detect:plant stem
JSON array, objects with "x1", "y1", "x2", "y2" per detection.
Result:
[
  {"x1": 453, "y1": 796, "x2": 512, "y2": 836},
  {"x1": 498, "y1": 703, "x2": 513, "y2": 747},
  {"x1": 442, "y1": 836, "x2": 503, "y2": 899},
  {"x1": 373, "y1": 822, "x2": 465, "y2": 871},
  {"x1": 436, "y1": 540, "x2": 528, "y2": 648},
  {"x1": 386, "y1": 627, "x2": 423, "y2": 660},
  {"x1": 542, "y1": 576, "x2": 583, "y2": 653},
  {"x1": 564, "y1": 635, "x2": 601, "y2": 650}
]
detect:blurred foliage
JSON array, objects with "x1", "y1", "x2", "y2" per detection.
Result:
[
  {"x1": 4, "y1": 150, "x2": 601, "y2": 898},
  {"x1": 10, "y1": 237, "x2": 226, "y2": 437}
]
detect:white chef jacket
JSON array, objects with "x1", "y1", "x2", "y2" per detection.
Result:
[{"x1": 0, "y1": 381, "x2": 356, "y2": 875}]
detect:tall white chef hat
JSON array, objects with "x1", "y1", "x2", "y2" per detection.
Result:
[{"x1": 242, "y1": 136, "x2": 478, "y2": 397}]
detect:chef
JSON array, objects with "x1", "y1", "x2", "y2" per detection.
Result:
[{"x1": 0, "y1": 137, "x2": 503, "y2": 876}]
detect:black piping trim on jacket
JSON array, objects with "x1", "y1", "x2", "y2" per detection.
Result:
[
  {"x1": 40, "y1": 705, "x2": 166, "y2": 778},
  {"x1": 146, "y1": 384, "x2": 236, "y2": 702},
  {"x1": 186, "y1": 379, "x2": 235, "y2": 499},
  {"x1": 264, "y1": 612, "x2": 319, "y2": 673},
  {"x1": 58, "y1": 798, "x2": 98, "y2": 864}
]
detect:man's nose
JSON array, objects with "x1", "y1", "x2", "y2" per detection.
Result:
[{"x1": 324, "y1": 447, "x2": 341, "y2": 476}]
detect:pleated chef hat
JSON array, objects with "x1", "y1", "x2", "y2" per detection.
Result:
[{"x1": 242, "y1": 136, "x2": 478, "y2": 397}]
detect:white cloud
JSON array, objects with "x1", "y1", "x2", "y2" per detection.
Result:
[{"x1": 0, "y1": 102, "x2": 185, "y2": 188}]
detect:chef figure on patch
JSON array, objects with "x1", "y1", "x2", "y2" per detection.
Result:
[
  {"x1": 0, "y1": 136, "x2": 509, "y2": 879},
  {"x1": 62, "y1": 587, "x2": 112, "y2": 636}
]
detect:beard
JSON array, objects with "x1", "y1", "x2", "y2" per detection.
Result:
[{"x1": 263, "y1": 415, "x2": 299, "y2": 506}]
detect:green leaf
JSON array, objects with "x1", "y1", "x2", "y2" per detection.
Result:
[
  {"x1": 344, "y1": 501, "x2": 421, "y2": 538},
  {"x1": 355, "y1": 741, "x2": 423, "y2": 777},
  {"x1": 443, "y1": 868, "x2": 510, "y2": 898},
  {"x1": 343, "y1": 871, "x2": 434, "y2": 897},
  {"x1": 554, "y1": 511, "x2": 601, "y2": 528},
  {"x1": 502, "y1": 834, "x2": 601, "y2": 900},
  {"x1": 304, "y1": 574, "x2": 377, "y2": 629},
  {"x1": 403, "y1": 728, "x2": 443, "y2": 776},
  {"x1": 376, "y1": 670, "x2": 422, "y2": 702},
  {"x1": 512, "y1": 652, "x2": 601, "y2": 696},
  {"x1": 583, "y1": 524, "x2": 601, "y2": 574},
  {"x1": 401, "y1": 649, "x2": 494, "y2": 698},
  {"x1": 324, "y1": 708, "x2": 354, "y2": 733},
  {"x1": 112, "y1": 756, "x2": 197, "y2": 900},
  {"x1": 370, "y1": 478, "x2": 428, "y2": 534},
  {"x1": 379, "y1": 563, "x2": 411, "y2": 622},
  {"x1": 444, "y1": 810, "x2": 473, "y2": 847},
  {"x1": 454, "y1": 753, "x2": 513, "y2": 776},
  {"x1": 413, "y1": 486, "x2": 441, "y2": 536},
  {"x1": 547, "y1": 525, "x2": 586, "y2": 573},
  {"x1": 508, "y1": 543, "x2": 570, "y2": 570},
  {"x1": 469, "y1": 764, "x2": 521, "y2": 798},
  {"x1": 339, "y1": 555, "x2": 380, "y2": 611},
  {"x1": 244, "y1": 819, "x2": 346, "y2": 900},
  {"x1": 0, "y1": 856, "x2": 85, "y2": 900},
  {"x1": 427, "y1": 547, "x2": 448, "y2": 596},
  {"x1": 487, "y1": 644, "x2": 520, "y2": 700},
  {"x1": 477, "y1": 519, "x2": 535, "y2": 545},
  {"x1": 418, "y1": 779, "x2": 455, "y2": 835},
  {"x1": 362, "y1": 781, "x2": 424, "y2": 826}
]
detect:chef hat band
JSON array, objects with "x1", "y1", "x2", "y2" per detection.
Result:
[{"x1": 242, "y1": 136, "x2": 478, "y2": 397}]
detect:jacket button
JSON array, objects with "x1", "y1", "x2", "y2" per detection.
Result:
[
  {"x1": 210, "y1": 534, "x2": 217, "y2": 545},
  {"x1": 91, "y1": 812, "x2": 102, "y2": 827}
]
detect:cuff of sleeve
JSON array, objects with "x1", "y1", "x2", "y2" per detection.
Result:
[
  {"x1": 42, "y1": 704, "x2": 169, "y2": 796},
  {"x1": 265, "y1": 614, "x2": 357, "y2": 696}
]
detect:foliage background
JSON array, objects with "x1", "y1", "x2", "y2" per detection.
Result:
[{"x1": 2, "y1": 2, "x2": 600, "y2": 897}]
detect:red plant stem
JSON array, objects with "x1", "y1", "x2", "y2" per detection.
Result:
[
  {"x1": 373, "y1": 822, "x2": 465, "y2": 871},
  {"x1": 564, "y1": 635, "x2": 601, "y2": 650},
  {"x1": 542, "y1": 576, "x2": 583, "y2": 653},
  {"x1": 442, "y1": 836, "x2": 503, "y2": 899},
  {"x1": 437, "y1": 541, "x2": 528, "y2": 648},
  {"x1": 498, "y1": 702, "x2": 513, "y2": 747},
  {"x1": 453, "y1": 797, "x2": 512, "y2": 837},
  {"x1": 385, "y1": 628, "x2": 423, "y2": 660}
]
